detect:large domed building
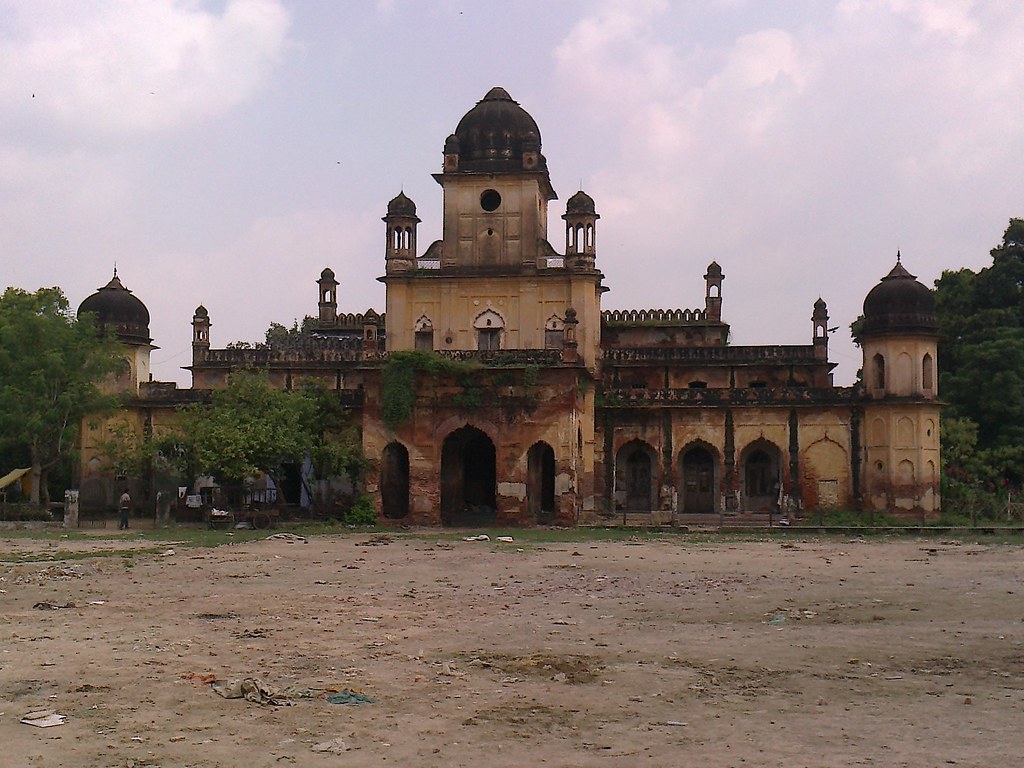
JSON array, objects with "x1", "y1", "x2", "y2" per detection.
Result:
[
  {"x1": 77, "y1": 270, "x2": 156, "y2": 393},
  {"x1": 81, "y1": 88, "x2": 941, "y2": 521}
]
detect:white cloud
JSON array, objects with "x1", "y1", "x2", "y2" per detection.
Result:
[
  {"x1": 0, "y1": 0, "x2": 290, "y2": 139},
  {"x1": 552, "y1": 0, "x2": 1024, "y2": 382}
]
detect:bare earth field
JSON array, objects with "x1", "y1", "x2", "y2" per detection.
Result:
[{"x1": 1, "y1": 530, "x2": 1022, "y2": 767}]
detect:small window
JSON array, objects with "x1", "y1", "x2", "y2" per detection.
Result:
[
  {"x1": 480, "y1": 189, "x2": 501, "y2": 212},
  {"x1": 415, "y1": 330, "x2": 433, "y2": 351},
  {"x1": 922, "y1": 353, "x2": 934, "y2": 390},
  {"x1": 873, "y1": 353, "x2": 885, "y2": 390},
  {"x1": 478, "y1": 328, "x2": 500, "y2": 351},
  {"x1": 544, "y1": 329, "x2": 563, "y2": 349},
  {"x1": 688, "y1": 380, "x2": 707, "y2": 389}
]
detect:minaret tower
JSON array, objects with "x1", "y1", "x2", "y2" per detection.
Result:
[
  {"x1": 383, "y1": 192, "x2": 419, "y2": 273},
  {"x1": 563, "y1": 190, "x2": 599, "y2": 269},
  {"x1": 704, "y1": 261, "x2": 724, "y2": 322},
  {"x1": 857, "y1": 254, "x2": 941, "y2": 517}
]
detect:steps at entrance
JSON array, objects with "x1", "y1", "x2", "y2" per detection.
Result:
[{"x1": 609, "y1": 511, "x2": 789, "y2": 528}]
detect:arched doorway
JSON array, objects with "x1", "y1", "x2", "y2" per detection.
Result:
[
  {"x1": 381, "y1": 442, "x2": 409, "y2": 519},
  {"x1": 441, "y1": 425, "x2": 497, "y2": 526},
  {"x1": 741, "y1": 441, "x2": 782, "y2": 511},
  {"x1": 679, "y1": 444, "x2": 716, "y2": 514},
  {"x1": 527, "y1": 442, "x2": 556, "y2": 523},
  {"x1": 615, "y1": 440, "x2": 656, "y2": 512}
]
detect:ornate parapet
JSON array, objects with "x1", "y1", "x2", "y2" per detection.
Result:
[
  {"x1": 603, "y1": 308, "x2": 708, "y2": 325},
  {"x1": 433, "y1": 348, "x2": 566, "y2": 366},
  {"x1": 599, "y1": 386, "x2": 858, "y2": 407},
  {"x1": 603, "y1": 344, "x2": 819, "y2": 365},
  {"x1": 201, "y1": 336, "x2": 370, "y2": 366}
]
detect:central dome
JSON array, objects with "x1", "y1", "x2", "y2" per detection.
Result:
[
  {"x1": 860, "y1": 258, "x2": 938, "y2": 338},
  {"x1": 78, "y1": 273, "x2": 151, "y2": 345},
  {"x1": 448, "y1": 87, "x2": 546, "y2": 172}
]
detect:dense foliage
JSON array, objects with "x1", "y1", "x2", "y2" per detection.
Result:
[
  {"x1": 0, "y1": 287, "x2": 124, "y2": 505},
  {"x1": 173, "y1": 372, "x2": 366, "y2": 505},
  {"x1": 380, "y1": 350, "x2": 480, "y2": 430},
  {"x1": 935, "y1": 218, "x2": 1024, "y2": 492}
]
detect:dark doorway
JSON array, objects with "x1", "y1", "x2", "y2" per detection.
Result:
[
  {"x1": 381, "y1": 442, "x2": 410, "y2": 519},
  {"x1": 742, "y1": 442, "x2": 781, "y2": 511},
  {"x1": 441, "y1": 426, "x2": 497, "y2": 526},
  {"x1": 527, "y1": 442, "x2": 556, "y2": 523},
  {"x1": 280, "y1": 463, "x2": 303, "y2": 506},
  {"x1": 681, "y1": 445, "x2": 716, "y2": 514},
  {"x1": 616, "y1": 441, "x2": 654, "y2": 512}
]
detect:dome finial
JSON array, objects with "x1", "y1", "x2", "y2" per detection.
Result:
[
  {"x1": 113, "y1": 262, "x2": 118, "y2": 279},
  {"x1": 896, "y1": 249, "x2": 901, "y2": 263}
]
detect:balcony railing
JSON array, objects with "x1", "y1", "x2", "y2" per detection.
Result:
[
  {"x1": 600, "y1": 386, "x2": 857, "y2": 406},
  {"x1": 604, "y1": 345, "x2": 819, "y2": 365}
]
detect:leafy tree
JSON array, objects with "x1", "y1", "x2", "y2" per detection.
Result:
[
  {"x1": 178, "y1": 371, "x2": 318, "y2": 492},
  {"x1": 935, "y1": 218, "x2": 1024, "y2": 487},
  {"x1": 158, "y1": 372, "x2": 369, "y2": 509},
  {"x1": 0, "y1": 287, "x2": 125, "y2": 505}
]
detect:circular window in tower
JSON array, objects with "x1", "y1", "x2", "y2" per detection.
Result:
[{"x1": 480, "y1": 189, "x2": 501, "y2": 212}]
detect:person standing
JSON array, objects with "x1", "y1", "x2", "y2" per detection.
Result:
[{"x1": 118, "y1": 489, "x2": 131, "y2": 530}]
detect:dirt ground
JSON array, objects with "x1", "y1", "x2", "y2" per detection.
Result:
[{"x1": 1, "y1": 530, "x2": 1022, "y2": 768}]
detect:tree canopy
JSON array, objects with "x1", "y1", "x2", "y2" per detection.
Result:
[
  {"x1": 0, "y1": 287, "x2": 125, "y2": 504},
  {"x1": 179, "y1": 371, "x2": 317, "y2": 486},
  {"x1": 935, "y1": 218, "x2": 1024, "y2": 485}
]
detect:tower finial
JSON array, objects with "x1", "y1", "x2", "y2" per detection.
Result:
[
  {"x1": 113, "y1": 262, "x2": 118, "y2": 279},
  {"x1": 896, "y1": 249, "x2": 901, "y2": 263}
]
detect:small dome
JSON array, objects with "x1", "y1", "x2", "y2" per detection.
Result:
[
  {"x1": 566, "y1": 190, "x2": 596, "y2": 215},
  {"x1": 320, "y1": 267, "x2": 336, "y2": 281},
  {"x1": 451, "y1": 87, "x2": 546, "y2": 172},
  {"x1": 193, "y1": 305, "x2": 208, "y2": 318},
  {"x1": 386, "y1": 191, "x2": 417, "y2": 217},
  {"x1": 78, "y1": 273, "x2": 150, "y2": 344},
  {"x1": 705, "y1": 261, "x2": 723, "y2": 278},
  {"x1": 861, "y1": 257, "x2": 938, "y2": 337}
]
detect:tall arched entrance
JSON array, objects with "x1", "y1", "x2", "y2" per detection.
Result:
[
  {"x1": 741, "y1": 440, "x2": 782, "y2": 511},
  {"x1": 441, "y1": 425, "x2": 497, "y2": 526},
  {"x1": 527, "y1": 442, "x2": 556, "y2": 523},
  {"x1": 679, "y1": 444, "x2": 717, "y2": 514},
  {"x1": 616, "y1": 440, "x2": 656, "y2": 512},
  {"x1": 381, "y1": 442, "x2": 410, "y2": 520}
]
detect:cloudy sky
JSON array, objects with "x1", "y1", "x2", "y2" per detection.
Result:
[{"x1": 3, "y1": 0, "x2": 1023, "y2": 386}]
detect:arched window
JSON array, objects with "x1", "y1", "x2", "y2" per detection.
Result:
[
  {"x1": 873, "y1": 353, "x2": 885, "y2": 390},
  {"x1": 414, "y1": 316, "x2": 433, "y2": 351},
  {"x1": 473, "y1": 309, "x2": 504, "y2": 351},
  {"x1": 922, "y1": 353, "x2": 934, "y2": 390}
]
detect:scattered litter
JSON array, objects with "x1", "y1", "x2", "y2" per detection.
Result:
[
  {"x1": 38, "y1": 565, "x2": 83, "y2": 580},
  {"x1": 664, "y1": 720, "x2": 688, "y2": 727},
  {"x1": 311, "y1": 737, "x2": 350, "y2": 753},
  {"x1": 180, "y1": 672, "x2": 218, "y2": 685},
  {"x1": 20, "y1": 710, "x2": 66, "y2": 728},
  {"x1": 495, "y1": 536, "x2": 514, "y2": 543},
  {"x1": 553, "y1": 619, "x2": 577, "y2": 626},
  {"x1": 212, "y1": 677, "x2": 290, "y2": 706},
  {"x1": 463, "y1": 534, "x2": 490, "y2": 542},
  {"x1": 88, "y1": 600, "x2": 106, "y2": 606},
  {"x1": 234, "y1": 521, "x2": 252, "y2": 529},
  {"x1": 265, "y1": 533, "x2": 307, "y2": 544},
  {"x1": 357, "y1": 535, "x2": 393, "y2": 546},
  {"x1": 32, "y1": 601, "x2": 76, "y2": 611},
  {"x1": 161, "y1": 549, "x2": 175, "y2": 556},
  {"x1": 439, "y1": 662, "x2": 466, "y2": 678},
  {"x1": 325, "y1": 690, "x2": 376, "y2": 705}
]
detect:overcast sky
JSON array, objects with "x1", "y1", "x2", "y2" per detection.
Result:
[{"x1": 3, "y1": 0, "x2": 1023, "y2": 386}]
